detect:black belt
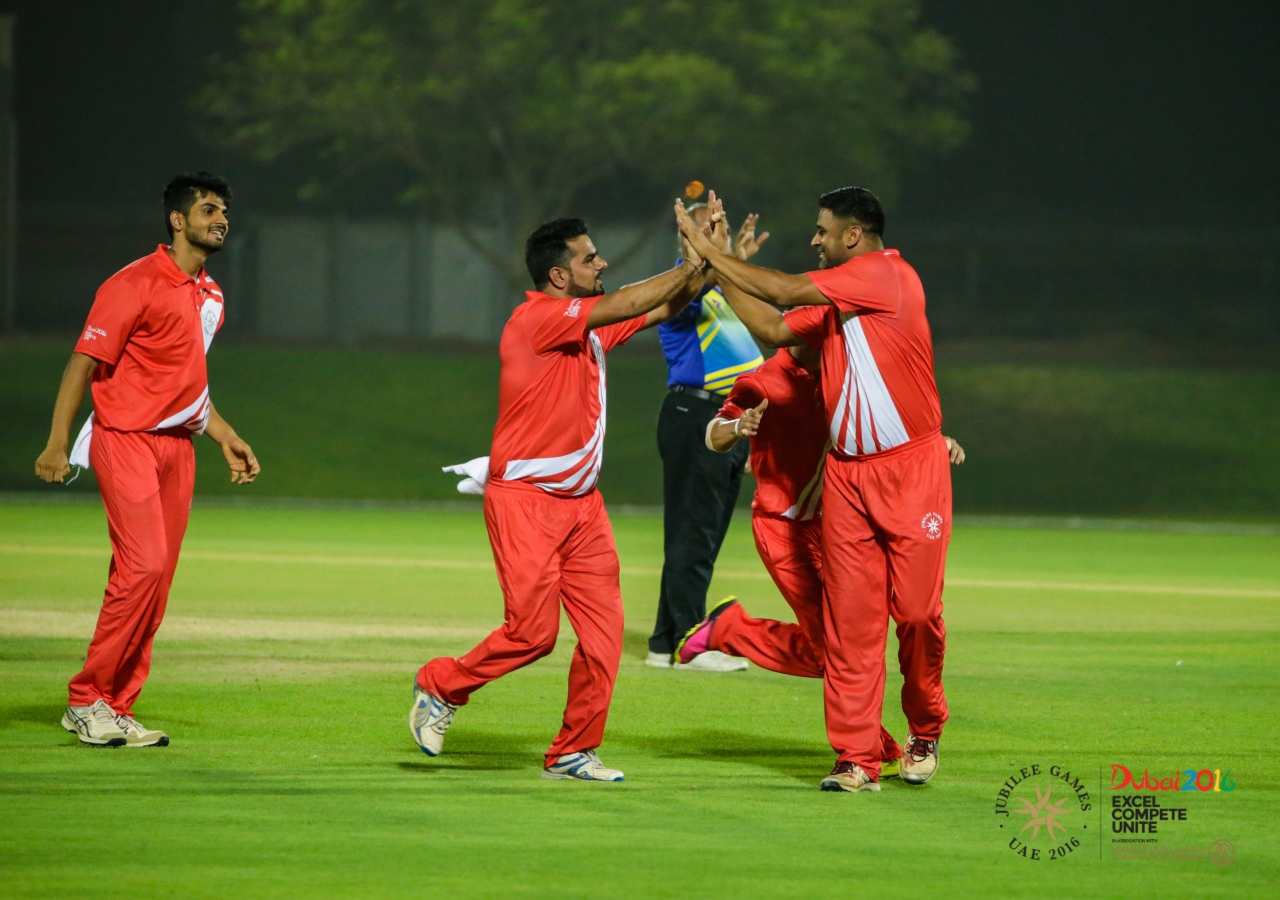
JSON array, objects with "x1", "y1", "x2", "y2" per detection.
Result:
[{"x1": 669, "y1": 384, "x2": 718, "y2": 402}]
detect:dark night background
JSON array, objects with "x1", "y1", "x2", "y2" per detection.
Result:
[
  {"x1": 1, "y1": 1, "x2": 1277, "y2": 513},
  {"x1": 4, "y1": 2, "x2": 1276, "y2": 224},
  {"x1": 0, "y1": 0, "x2": 1277, "y2": 353}
]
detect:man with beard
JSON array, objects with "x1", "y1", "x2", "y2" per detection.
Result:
[
  {"x1": 676, "y1": 188, "x2": 953, "y2": 793},
  {"x1": 412, "y1": 215, "x2": 706, "y2": 782},
  {"x1": 676, "y1": 338, "x2": 964, "y2": 779},
  {"x1": 36, "y1": 172, "x2": 259, "y2": 747}
]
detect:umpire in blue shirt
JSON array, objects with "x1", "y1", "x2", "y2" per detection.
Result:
[{"x1": 645, "y1": 201, "x2": 771, "y2": 670}]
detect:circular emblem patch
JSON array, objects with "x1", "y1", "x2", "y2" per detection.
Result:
[{"x1": 921, "y1": 512, "x2": 945, "y2": 540}]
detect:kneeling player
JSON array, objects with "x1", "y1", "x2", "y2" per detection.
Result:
[{"x1": 676, "y1": 342, "x2": 963, "y2": 787}]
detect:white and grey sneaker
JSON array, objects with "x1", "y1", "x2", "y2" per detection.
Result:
[
  {"x1": 409, "y1": 684, "x2": 457, "y2": 757},
  {"x1": 61, "y1": 700, "x2": 126, "y2": 747},
  {"x1": 644, "y1": 651, "x2": 672, "y2": 668},
  {"x1": 542, "y1": 750, "x2": 624, "y2": 782},
  {"x1": 115, "y1": 714, "x2": 169, "y2": 747},
  {"x1": 673, "y1": 650, "x2": 749, "y2": 672},
  {"x1": 901, "y1": 734, "x2": 939, "y2": 785}
]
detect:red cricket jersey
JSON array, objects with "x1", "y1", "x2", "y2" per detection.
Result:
[
  {"x1": 488, "y1": 292, "x2": 647, "y2": 498},
  {"x1": 717, "y1": 349, "x2": 829, "y2": 521},
  {"x1": 74, "y1": 245, "x2": 225, "y2": 434},
  {"x1": 784, "y1": 249, "x2": 941, "y2": 458}
]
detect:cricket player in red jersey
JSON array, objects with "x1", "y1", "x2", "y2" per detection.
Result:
[
  {"x1": 678, "y1": 187, "x2": 952, "y2": 792},
  {"x1": 675, "y1": 341, "x2": 964, "y2": 777},
  {"x1": 35, "y1": 172, "x2": 259, "y2": 747},
  {"x1": 412, "y1": 215, "x2": 706, "y2": 782}
]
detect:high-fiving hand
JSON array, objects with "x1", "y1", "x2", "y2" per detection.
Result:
[
  {"x1": 674, "y1": 197, "x2": 715, "y2": 260},
  {"x1": 734, "y1": 213, "x2": 770, "y2": 261}
]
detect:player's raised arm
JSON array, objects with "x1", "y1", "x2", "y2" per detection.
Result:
[
  {"x1": 677, "y1": 193, "x2": 829, "y2": 309},
  {"x1": 35, "y1": 352, "x2": 98, "y2": 483},
  {"x1": 586, "y1": 256, "x2": 703, "y2": 330}
]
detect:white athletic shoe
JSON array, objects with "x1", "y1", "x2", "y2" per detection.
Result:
[
  {"x1": 644, "y1": 651, "x2": 673, "y2": 668},
  {"x1": 900, "y1": 734, "x2": 939, "y2": 785},
  {"x1": 61, "y1": 700, "x2": 126, "y2": 747},
  {"x1": 409, "y1": 684, "x2": 457, "y2": 757},
  {"x1": 542, "y1": 750, "x2": 625, "y2": 782},
  {"x1": 114, "y1": 714, "x2": 169, "y2": 747},
  {"x1": 820, "y1": 761, "x2": 881, "y2": 793},
  {"x1": 673, "y1": 650, "x2": 748, "y2": 672}
]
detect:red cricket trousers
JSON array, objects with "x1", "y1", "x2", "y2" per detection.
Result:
[
  {"x1": 711, "y1": 513, "x2": 902, "y2": 762},
  {"x1": 822, "y1": 433, "x2": 951, "y2": 778},
  {"x1": 68, "y1": 425, "x2": 195, "y2": 714},
  {"x1": 713, "y1": 514, "x2": 825, "y2": 678},
  {"x1": 418, "y1": 480, "x2": 624, "y2": 766}
]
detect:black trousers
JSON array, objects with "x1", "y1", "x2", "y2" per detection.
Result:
[{"x1": 648, "y1": 389, "x2": 749, "y2": 653}]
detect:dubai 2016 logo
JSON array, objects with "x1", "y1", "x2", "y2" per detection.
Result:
[{"x1": 994, "y1": 763, "x2": 1093, "y2": 861}]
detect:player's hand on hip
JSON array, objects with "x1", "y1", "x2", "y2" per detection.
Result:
[
  {"x1": 35, "y1": 446, "x2": 71, "y2": 483},
  {"x1": 944, "y1": 435, "x2": 965, "y2": 465},
  {"x1": 221, "y1": 437, "x2": 261, "y2": 484},
  {"x1": 738, "y1": 399, "x2": 768, "y2": 437}
]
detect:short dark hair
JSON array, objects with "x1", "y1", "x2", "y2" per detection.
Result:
[
  {"x1": 818, "y1": 186, "x2": 884, "y2": 236},
  {"x1": 163, "y1": 172, "x2": 232, "y2": 239},
  {"x1": 525, "y1": 218, "x2": 587, "y2": 289}
]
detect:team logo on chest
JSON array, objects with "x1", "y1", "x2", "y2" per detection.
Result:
[{"x1": 921, "y1": 512, "x2": 945, "y2": 540}]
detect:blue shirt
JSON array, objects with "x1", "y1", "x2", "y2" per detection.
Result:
[{"x1": 659, "y1": 282, "x2": 764, "y2": 395}]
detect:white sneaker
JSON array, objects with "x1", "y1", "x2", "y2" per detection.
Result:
[
  {"x1": 673, "y1": 650, "x2": 748, "y2": 672},
  {"x1": 542, "y1": 750, "x2": 624, "y2": 782},
  {"x1": 409, "y1": 684, "x2": 457, "y2": 756},
  {"x1": 115, "y1": 714, "x2": 169, "y2": 747},
  {"x1": 61, "y1": 700, "x2": 126, "y2": 747},
  {"x1": 644, "y1": 651, "x2": 672, "y2": 668},
  {"x1": 901, "y1": 734, "x2": 939, "y2": 785},
  {"x1": 820, "y1": 761, "x2": 881, "y2": 793}
]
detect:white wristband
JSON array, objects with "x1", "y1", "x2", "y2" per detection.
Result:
[{"x1": 733, "y1": 418, "x2": 741, "y2": 435}]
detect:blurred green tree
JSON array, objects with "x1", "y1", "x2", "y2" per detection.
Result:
[{"x1": 203, "y1": 0, "x2": 972, "y2": 288}]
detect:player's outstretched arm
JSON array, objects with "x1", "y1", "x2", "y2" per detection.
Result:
[
  {"x1": 705, "y1": 399, "x2": 768, "y2": 452},
  {"x1": 717, "y1": 278, "x2": 803, "y2": 348},
  {"x1": 586, "y1": 257, "x2": 703, "y2": 331},
  {"x1": 35, "y1": 352, "x2": 97, "y2": 484},
  {"x1": 205, "y1": 405, "x2": 261, "y2": 485},
  {"x1": 642, "y1": 235, "x2": 715, "y2": 328},
  {"x1": 677, "y1": 193, "x2": 828, "y2": 308}
]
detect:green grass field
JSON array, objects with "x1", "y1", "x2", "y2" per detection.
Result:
[
  {"x1": 4, "y1": 338, "x2": 1280, "y2": 518},
  {"x1": 1, "y1": 497, "x2": 1277, "y2": 898}
]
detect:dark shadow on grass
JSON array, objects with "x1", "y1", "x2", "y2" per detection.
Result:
[
  {"x1": 630, "y1": 728, "x2": 832, "y2": 782},
  {"x1": 0, "y1": 704, "x2": 64, "y2": 729},
  {"x1": 395, "y1": 729, "x2": 540, "y2": 772}
]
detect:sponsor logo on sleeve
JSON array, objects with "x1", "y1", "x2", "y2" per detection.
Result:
[
  {"x1": 82, "y1": 325, "x2": 107, "y2": 342},
  {"x1": 565, "y1": 298, "x2": 582, "y2": 318}
]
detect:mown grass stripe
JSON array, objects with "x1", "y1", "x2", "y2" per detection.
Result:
[{"x1": 3, "y1": 543, "x2": 1277, "y2": 598}]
